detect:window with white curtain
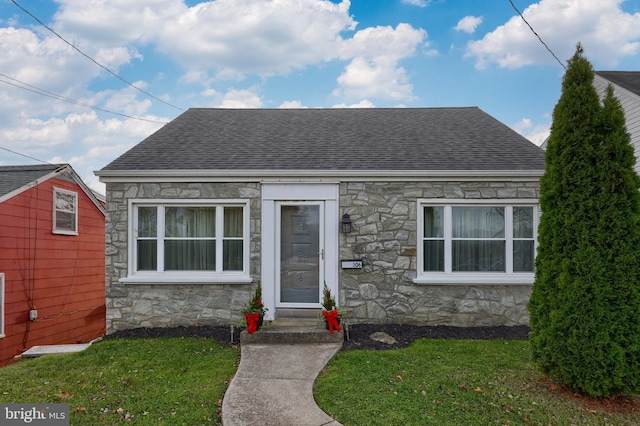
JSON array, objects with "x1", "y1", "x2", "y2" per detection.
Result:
[
  {"x1": 133, "y1": 202, "x2": 247, "y2": 275},
  {"x1": 417, "y1": 199, "x2": 537, "y2": 284}
]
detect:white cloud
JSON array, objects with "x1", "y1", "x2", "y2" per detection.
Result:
[
  {"x1": 219, "y1": 89, "x2": 263, "y2": 108},
  {"x1": 334, "y1": 57, "x2": 415, "y2": 101},
  {"x1": 55, "y1": 0, "x2": 357, "y2": 79},
  {"x1": 278, "y1": 101, "x2": 307, "y2": 108},
  {"x1": 52, "y1": 1, "x2": 427, "y2": 102},
  {"x1": 454, "y1": 16, "x2": 483, "y2": 34},
  {"x1": 100, "y1": 84, "x2": 154, "y2": 117},
  {"x1": 466, "y1": 0, "x2": 640, "y2": 69},
  {"x1": 402, "y1": 0, "x2": 430, "y2": 7},
  {"x1": 331, "y1": 100, "x2": 375, "y2": 108},
  {"x1": 0, "y1": 110, "x2": 163, "y2": 193},
  {"x1": 512, "y1": 118, "x2": 550, "y2": 146},
  {"x1": 340, "y1": 23, "x2": 427, "y2": 61},
  {"x1": 334, "y1": 24, "x2": 427, "y2": 101}
]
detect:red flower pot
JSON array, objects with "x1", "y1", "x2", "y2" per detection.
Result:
[
  {"x1": 322, "y1": 309, "x2": 342, "y2": 334},
  {"x1": 244, "y1": 312, "x2": 261, "y2": 334}
]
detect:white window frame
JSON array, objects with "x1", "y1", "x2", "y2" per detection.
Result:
[
  {"x1": 414, "y1": 199, "x2": 538, "y2": 285},
  {"x1": 0, "y1": 273, "x2": 5, "y2": 338},
  {"x1": 52, "y1": 187, "x2": 78, "y2": 235},
  {"x1": 121, "y1": 199, "x2": 252, "y2": 284}
]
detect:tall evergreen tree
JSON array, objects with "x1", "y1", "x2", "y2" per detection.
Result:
[{"x1": 529, "y1": 44, "x2": 640, "y2": 397}]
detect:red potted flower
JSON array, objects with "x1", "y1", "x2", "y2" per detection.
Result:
[
  {"x1": 321, "y1": 282, "x2": 341, "y2": 334},
  {"x1": 242, "y1": 281, "x2": 267, "y2": 334}
]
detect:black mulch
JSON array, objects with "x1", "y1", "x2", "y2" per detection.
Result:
[{"x1": 103, "y1": 323, "x2": 530, "y2": 351}]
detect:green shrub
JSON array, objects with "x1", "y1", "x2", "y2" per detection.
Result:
[{"x1": 529, "y1": 44, "x2": 640, "y2": 396}]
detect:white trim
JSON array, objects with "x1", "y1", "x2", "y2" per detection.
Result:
[
  {"x1": 263, "y1": 182, "x2": 341, "y2": 200},
  {"x1": 261, "y1": 183, "x2": 339, "y2": 320},
  {"x1": 119, "y1": 274, "x2": 253, "y2": 284},
  {"x1": 97, "y1": 169, "x2": 544, "y2": 182},
  {"x1": 415, "y1": 199, "x2": 538, "y2": 285},
  {"x1": 52, "y1": 187, "x2": 79, "y2": 235},
  {"x1": 419, "y1": 198, "x2": 539, "y2": 205},
  {"x1": 0, "y1": 273, "x2": 5, "y2": 338},
  {"x1": 413, "y1": 273, "x2": 534, "y2": 285},
  {"x1": 124, "y1": 198, "x2": 251, "y2": 283}
]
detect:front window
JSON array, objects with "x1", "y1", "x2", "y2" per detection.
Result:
[
  {"x1": 418, "y1": 200, "x2": 537, "y2": 284},
  {"x1": 53, "y1": 188, "x2": 78, "y2": 234},
  {"x1": 132, "y1": 202, "x2": 248, "y2": 277}
]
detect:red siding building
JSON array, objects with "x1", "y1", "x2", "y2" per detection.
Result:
[{"x1": 0, "y1": 164, "x2": 106, "y2": 366}]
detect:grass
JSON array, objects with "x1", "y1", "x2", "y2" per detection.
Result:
[
  {"x1": 2, "y1": 336, "x2": 638, "y2": 425},
  {"x1": 0, "y1": 337, "x2": 238, "y2": 425},
  {"x1": 314, "y1": 339, "x2": 640, "y2": 426}
]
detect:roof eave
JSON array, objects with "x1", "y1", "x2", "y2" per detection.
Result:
[{"x1": 96, "y1": 169, "x2": 544, "y2": 182}]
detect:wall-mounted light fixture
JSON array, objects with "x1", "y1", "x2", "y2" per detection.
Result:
[{"x1": 341, "y1": 213, "x2": 352, "y2": 233}]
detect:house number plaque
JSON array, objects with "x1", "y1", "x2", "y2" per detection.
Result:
[{"x1": 341, "y1": 259, "x2": 363, "y2": 269}]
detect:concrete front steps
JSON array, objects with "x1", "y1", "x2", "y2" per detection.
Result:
[{"x1": 240, "y1": 309, "x2": 344, "y2": 345}]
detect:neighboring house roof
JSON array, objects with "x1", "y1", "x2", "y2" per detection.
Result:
[
  {"x1": 0, "y1": 163, "x2": 106, "y2": 214},
  {"x1": 98, "y1": 108, "x2": 545, "y2": 177},
  {"x1": 595, "y1": 71, "x2": 640, "y2": 97},
  {"x1": 594, "y1": 71, "x2": 640, "y2": 174},
  {"x1": 0, "y1": 164, "x2": 62, "y2": 198}
]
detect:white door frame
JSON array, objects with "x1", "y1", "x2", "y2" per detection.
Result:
[{"x1": 261, "y1": 183, "x2": 339, "y2": 320}]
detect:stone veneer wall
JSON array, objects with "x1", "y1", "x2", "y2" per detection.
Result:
[
  {"x1": 338, "y1": 180, "x2": 540, "y2": 326},
  {"x1": 105, "y1": 182, "x2": 261, "y2": 332},
  {"x1": 105, "y1": 179, "x2": 540, "y2": 332}
]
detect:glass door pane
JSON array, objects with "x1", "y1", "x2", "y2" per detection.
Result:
[{"x1": 280, "y1": 204, "x2": 321, "y2": 304}]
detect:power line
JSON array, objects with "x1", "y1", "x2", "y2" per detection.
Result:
[
  {"x1": 0, "y1": 73, "x2": 169, "y2": 124},
  {"x1": 508, "y1": 0, "x2": 566, "y2": 70},
  {"x1": 11, "y1": 0, "x2": 184, "y2": 111},
  {"x1": 0, "y1": 145, "x2": 54, "y2": 165}
]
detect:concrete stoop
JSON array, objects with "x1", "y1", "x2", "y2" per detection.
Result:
[{"x1": 240, "y1": 318, "x2": 344, "y2": 345}]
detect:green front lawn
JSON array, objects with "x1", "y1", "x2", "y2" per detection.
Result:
[
  {"x1": 1, "y1": 336, "x2": 638, "y2": 425},
  {"x1": 315, "y1": 339, "x2": 640, "y2": 425},
  {"x1": 0, "y1": 338, "x2": 238, "y2": 425}
]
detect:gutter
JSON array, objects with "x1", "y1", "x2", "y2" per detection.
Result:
[{"x1": 95, "y1": 169, "x2": 544, "y2": 183}]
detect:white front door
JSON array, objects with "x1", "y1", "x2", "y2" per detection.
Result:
[{"x1": 261, "y1": 183, "x2": 339, "y2": 319}]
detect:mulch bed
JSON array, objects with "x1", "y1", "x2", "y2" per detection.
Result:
[{"x1": 103, "y1": 323, "x2": 531, "y2": 350}]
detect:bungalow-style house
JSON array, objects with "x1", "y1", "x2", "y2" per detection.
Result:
[
  {"x1": 0, "y1": 164, "x2": 106, "y2": 366},
  {"x1": 593, "y1": 71, "x2": 640, "y2": 172},
  {"x1": 96, "y1": 108, "x2": 545, "y2": 332}
]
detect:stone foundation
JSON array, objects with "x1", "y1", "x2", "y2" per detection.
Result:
[{"x1": 107, "y1": 283, "x2": 253, "y2": 329}]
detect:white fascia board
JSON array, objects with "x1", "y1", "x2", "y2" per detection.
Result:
[{"x1": 96, "y1": 169, "x2": 543, "y2": 183}]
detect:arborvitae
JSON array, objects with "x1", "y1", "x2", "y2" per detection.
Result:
[{"x1": 529, "y1": 44, "x2": 640, "y2": 396}]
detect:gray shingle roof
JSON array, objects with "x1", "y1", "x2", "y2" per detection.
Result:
[
  {"x1": 0, "y1": 164, "x2": 64, "y2": 198},
  {"x1": 101, "y1": 107, "x2": 545, "y2": 172},
  {"x1": 595, "y1": 71, "x2": 640, "y2": 97}
]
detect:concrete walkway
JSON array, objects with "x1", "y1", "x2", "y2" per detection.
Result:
[
  {"x1": 221, "y1": 342, "x2": 343, "y2": 426},
  {"x1": 18, "y1": 338, "x2": 102, "y2": 359}
]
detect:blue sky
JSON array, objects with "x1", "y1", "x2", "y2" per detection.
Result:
[{"x1": 1, "y1": 0, "x2": 640, "y2": 193}]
